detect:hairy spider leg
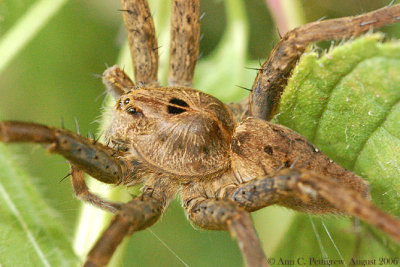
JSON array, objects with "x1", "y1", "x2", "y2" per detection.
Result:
[
  {"x1": 84, "y1": 177, "x2": 178, "y2": 267},
  {"x1": 0, "y1": 121, "x2": 134, "y2": 212},
  {"x1": 229, "y1": 169, "x2": 400, "y2": 243},
  {"x1": 249, "y1": 4, "x2": 400, "y2": 120},
  {"x1": 168, "y1": 0, "x2": 200, "y2": 87},
  {"x1": 181, "y1": 190, "x2": 268, "y2": 267},
  {"x1": 70, "y1": 164, "x2": 122, "y2": 213},
  {"x1": 121, "y1": 0, "x2": 159, "y2": 87}
]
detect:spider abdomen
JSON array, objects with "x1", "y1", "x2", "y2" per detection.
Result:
[{"x1": 231, "y1": 117, "x2": 369, "y2": 212}]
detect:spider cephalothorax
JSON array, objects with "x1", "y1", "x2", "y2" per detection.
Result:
[
  {"x1": 1, "y1": 1, "x2": 400, "y2": 267},
  {"x1": 106, "y1": 86, "x2": 235, "y2": 181}
]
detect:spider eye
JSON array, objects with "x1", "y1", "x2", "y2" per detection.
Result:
[
  {"x1": 126, "y1": 107, "x2": 139, "y2": 115},
  {"x1": 167, "y1": 98, "x2": 189, "y2": 114}
]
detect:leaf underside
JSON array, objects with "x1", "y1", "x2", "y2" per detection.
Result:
[{"x1": 273, "y1": 34, "x2": 400, "y2": 260}]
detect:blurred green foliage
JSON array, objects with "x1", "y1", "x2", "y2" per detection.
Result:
[{"x1": 1, "y1": 0, "x2": 400, "y2": 266}]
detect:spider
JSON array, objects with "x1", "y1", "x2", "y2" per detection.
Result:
[{"x1": 1, "y1": 0, "x2": 400, "y2": 266}]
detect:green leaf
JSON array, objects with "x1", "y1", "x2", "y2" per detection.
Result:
[
  {"x1": 272, "y1": 34, "x2": 400, "y2": 261},
  {"x1": 0, "y1": 144, "x2": 78, "y2": 266}
]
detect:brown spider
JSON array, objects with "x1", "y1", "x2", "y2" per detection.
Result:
[{"x1": 1, "y1": 1, "x2": 400, "y2": 266}]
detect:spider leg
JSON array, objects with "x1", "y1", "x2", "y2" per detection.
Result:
[
  {"x1": 229, "y1": 169, "x2": 400, "y2": 243},
  {"x1": 0, "y1": 121, "x2": 127, "y2": 185},
  {"x1": 70, "y1": 164, "x2": 122, "y2": 213},
  {"x1": 249, "y1": 4, "x2": 400, "y2": 120},
  {"x1": 84, "y1": 177, "x2": 178, "y2": 267},
  {"x1": 120, "y1": 0, "x2": 159, "y2": 87},
  {"x1": 102, "y1": 65, "x2": 135, "y2": 99},
  {"x1": 168, "y1": 0, "x2": 200, "y2": 87},
  {"x1": 83, "y1": 195, "x2": 162, "y2": 267},
  {"x1": 182, "y1": 193, "x2": 267, "y2": 267},
  {"x1": 226, "y1": 97, "x2": 248, "y2": 122}
]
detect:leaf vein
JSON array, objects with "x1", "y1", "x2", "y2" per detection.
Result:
[
  {"x1": 0, "y1": 184, "x2": 51, "y2": 267},
  {"x1": 353, "y1": 98, "x2": 400, "y2": 169}
]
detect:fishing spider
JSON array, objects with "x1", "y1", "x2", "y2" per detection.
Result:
[{"x1": 1, "y1": 1, "x2": 400, "y2": 266}]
